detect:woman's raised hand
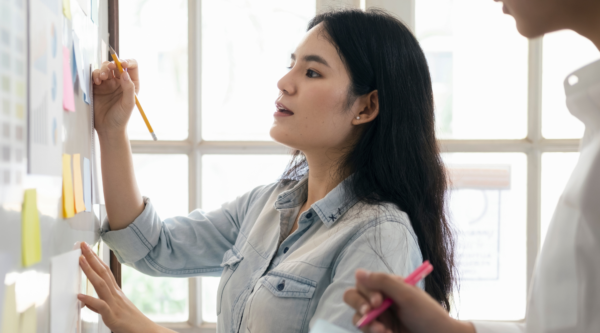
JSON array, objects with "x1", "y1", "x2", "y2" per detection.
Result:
[
  {"x1": 344, "y1": 270, "x2": 476, "y2": 333},
  {"x1": 77, "y1": 242, "x2": 169, "y2": 333},
  {"x1": 92, "y1": 59, "x2": 140, "y2": 136}
]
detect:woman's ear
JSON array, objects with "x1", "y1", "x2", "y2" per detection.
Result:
[{"x1": 352, "y1": 90, "x2": 379, "y2": 125}]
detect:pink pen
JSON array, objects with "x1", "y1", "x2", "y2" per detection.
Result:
[{"x1": 355, "y1": 261, "x2": 434, "y2": 328}]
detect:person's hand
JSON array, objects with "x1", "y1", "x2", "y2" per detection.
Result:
[
  {"x1": 92, "y1": 59, "x2": 140, "y2": 136},
  {"x1": 344, "y1": 269, "x2": 476, "y2": 333},
  {"x1": 77, "y1": 242, "x2": 159, "y2": 333}
]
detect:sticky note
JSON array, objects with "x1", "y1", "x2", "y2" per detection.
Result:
[
  {"x1": 1, "y1": 284, "x2": 18, "y2": 333},
  {"x1": 72, "y1": 32, "x2": 89, "y2": 103},
  {"x1": 0, "y1": 253, "x2": 13, "y2": 330},
  {"x1": 50, "y1": 249, "x2": 82, "y2": 333},
  {"x1": 73, "y1": 154, "x2": 86, "y2": 213},
  {"x1": 71, "y1": 45, "x2": 78, "y2": 86},
  {"x1": 62, "y1": 46, "x2": 75, "y2": 112},
  {"x1": 62, "y1": 154, "x2": 75, "y2": 218},
  {"x1": 83, "y1": 157, "x2": 92, "y2": 212},
  {"x1": 18, "y1": 305, "x2": 36, "y2": 333},
  {"x1": 62, "y1": 0, "x2": 72, "y2": 19},
  {"x1": 22, "y1": 189, "x2": 41, "y2": 267}
]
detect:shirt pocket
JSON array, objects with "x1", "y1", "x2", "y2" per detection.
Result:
[
  {"x1": 247, "y1": 272, "x2": 317, "y2": 333},
  {"x1": 217, "y1": 246, "x2": 244, "y2": 316}
]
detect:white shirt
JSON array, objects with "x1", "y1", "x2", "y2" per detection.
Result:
[{"x1": 474, "y1": 58, "x2": 600, "y2": 333}]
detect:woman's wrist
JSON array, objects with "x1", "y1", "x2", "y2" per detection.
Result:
[{"x1": 97, "y1": 128, "x2": 129, "y2": 146}]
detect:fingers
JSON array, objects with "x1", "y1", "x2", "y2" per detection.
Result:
[
  {"x1": 92, "y1": 61, "x2": 118, "y2": 85},
  {"x1": 356, "y1": 270, "x2": 414, "y2": 308},
  {"x1": 81, "y1": 242, "x2": 119, "y2": 289},
  {"x1": 344, "y1": 288, "x2": 372, "y2": 316},
  {"x1": 79, "y1": 255, "x2": 114, "y2": 303},
  {"x1": 77, "y1": 294, "x2": 109, "y2": 316},
  {"x1": 119, "y1": 72, "x2": 137, "y2": 112}
]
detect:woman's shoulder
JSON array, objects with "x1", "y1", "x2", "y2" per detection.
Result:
[{"x1": 342, "y1": 201, "x2": 417, "y2": 243}]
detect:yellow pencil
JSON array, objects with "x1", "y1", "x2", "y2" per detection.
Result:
[{"x1": 109, "y1": 46, "x2": 157, "y2": 141}]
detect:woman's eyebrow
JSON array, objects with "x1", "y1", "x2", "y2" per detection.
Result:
[{"x1": 290, "y1": 53, "x2": 331, "y2": 68}]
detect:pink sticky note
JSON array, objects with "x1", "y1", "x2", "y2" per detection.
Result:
[{"x1": 63, "y1": 46, "x2": 76, "y2": 112}]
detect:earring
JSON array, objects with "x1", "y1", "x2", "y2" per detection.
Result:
[{"x1": 356, "y1": 116, "x2": 360, "y2": 120}]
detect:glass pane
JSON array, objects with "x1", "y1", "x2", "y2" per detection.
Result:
[
  {"x1": 121, "y1": 154, "x2": 189, "y2": 322},
  {"x1": 201, "y1": 154, "x2": 290, "y2": 322},
  {"x1": 542, "y1": 31, "x2": 598, "y2": 139},
  {"x1": 119, "y1": 0, "x2": 188, "y2": 140},
  {"x1": 445, "y1": 153, "x2": 527, "y2": 320},
  {"x1": 201, "y1": 0, "x2": 316, "y2": 141},
  {"x1": 541, "y1": 153, "x2": 579, "y2": 245},
  {"x1": 416, "y1": 0, "x2": 528, "y2": 139}
]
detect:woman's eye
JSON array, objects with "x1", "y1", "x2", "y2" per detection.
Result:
[{"x1": 306, "y1": 69, "x2": 320, "y2": 78}]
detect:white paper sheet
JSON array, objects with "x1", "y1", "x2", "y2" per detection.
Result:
[
  {"x1": 28, "y1": 0, "x2": 64, "y2": 176},
  {"x1": 0, "y1": 252, "x2": 13, "y2": 330},
  {"x1": 310, "y1": 320, "x2": 353, "y2": 333},
  {"x1": 50, "y1": 249, "x2": 82, "y2": 333}
]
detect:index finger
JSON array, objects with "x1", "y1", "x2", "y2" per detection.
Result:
[{"x1": 120, "y1": 58, "x2": 139, "y2": 82}]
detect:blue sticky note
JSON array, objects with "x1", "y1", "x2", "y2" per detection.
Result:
[
  {"x1": 310, "y1": 320, "x2": 353, "y2": 333},
  {"x1": 71, "y1": 44, "x2": 78, "y2": 85},
  {"x1": 83, "y1": 157, "x2": 92, "y2": 212}
]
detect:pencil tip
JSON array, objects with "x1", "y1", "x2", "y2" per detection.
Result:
[
  {"x1": 109, "y1": 45, "x2": 116, "y2": 55},
  {"x1": 151, "y1": 133, "x2": 157, "y2": 141}
]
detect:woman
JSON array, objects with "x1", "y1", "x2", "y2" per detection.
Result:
[
  {"x1": 79, "y1": 9, "x2": 455, "y2": 333},
  {"x1": 344, "y1": 0, "x2": 600, "y2": 333}
]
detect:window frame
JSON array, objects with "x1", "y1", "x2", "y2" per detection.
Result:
[{"x1": 115, "y1": 0, "x2": 581, "y2": 331}]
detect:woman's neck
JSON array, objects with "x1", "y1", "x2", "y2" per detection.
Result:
[{"x1": 302, "y1": 151, "x2": 346, "y2": 208}]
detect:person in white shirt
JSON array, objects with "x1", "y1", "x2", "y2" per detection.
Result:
[{"x1": 343, "y1": 0, "x2": 600, "y2": 333}]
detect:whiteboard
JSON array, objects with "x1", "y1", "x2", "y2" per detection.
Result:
[{"x1": 0, "y1": 0, "x2": 110, "y2": 332}]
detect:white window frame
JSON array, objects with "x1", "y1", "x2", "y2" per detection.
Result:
[{"x1": 127, "y1": 0, "x2": 580, "y2": 331}]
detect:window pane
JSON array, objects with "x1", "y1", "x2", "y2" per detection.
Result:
[
  {"x1": 445, "y1": 153, "x2": 526, "y2": 320},
  {"x1": 201, "y1": 154, "x2": 290, "y2": 322},
  {"x1": 541, "y1": 153, "x2": 579, "y2": 245},
  {"x1": 416, "y1": 0, "x2": 528, "y2": 139},
  {"x1": 201, "y1": 0, "x2": 315, "y2": 141},
  {"x1": 119, "y1": 0, "x2": 188, "y2": 140},
  {"x1": 121, "y1": 154, "x2": 189, "y2": 322},
  {"x1": 542, "y1": 31, "x2": 597, "y2": 139}
]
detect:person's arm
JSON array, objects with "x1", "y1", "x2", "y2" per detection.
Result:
[
  {"x1": 78, "y1": 242, "x2": 176, "y2": 333},
  {"x1": 92, "y1": 59, "x2": 145, "y2": 231},
  {"x1": 344, "y1": 270, "x2": 525, "y2": 333}
]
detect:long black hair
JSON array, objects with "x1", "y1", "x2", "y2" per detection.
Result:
[{"x1": 282, "y1": 8, "x2": 456, "y2": 310}]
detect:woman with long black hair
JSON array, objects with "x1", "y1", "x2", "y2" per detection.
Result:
[{"x1": 79, "y1": 8, "x2": 455, "y2": 333}]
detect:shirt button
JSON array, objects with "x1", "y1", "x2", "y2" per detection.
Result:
[
  {"x1": 306, "y1": 212, "x2": 313, "y2": 219},
  {"x1": 283, "y1": 247, "x2": 289, "y2": 254},
  {"x1": 277, "y1": 281, "x2": 285, "y2": 291}
]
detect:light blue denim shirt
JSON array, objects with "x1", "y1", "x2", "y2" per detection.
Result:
[{"x1": 101, "y1": 175, "x2": 423, "y2": 333}]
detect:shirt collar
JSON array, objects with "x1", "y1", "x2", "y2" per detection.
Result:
[{"x1": 274, "y1": 173, "x2": 358, "y2": 228}]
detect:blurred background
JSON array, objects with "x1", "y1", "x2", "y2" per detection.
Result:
[{"x1": 114, "y1": 0, "x2": 598, "y2": 329}]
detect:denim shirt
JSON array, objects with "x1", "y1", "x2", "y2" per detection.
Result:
[{"x1": 101, "y1": 175, "x2": 423, "y2": 333}]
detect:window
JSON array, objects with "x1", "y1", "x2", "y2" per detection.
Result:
[{"x1": 115, "y1": 0, "x2": 593, "y2": 331}]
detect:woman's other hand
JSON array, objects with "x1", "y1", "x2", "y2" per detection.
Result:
[
  {"x1": 92, "y1": 59, "x2": 139, "y2": 136},
  {"x1": 344, "y1": 269, "x2": 476, "y2": 333},
  {"x1": 77, "y1": 242, "x2": 162, "y2": 333}
]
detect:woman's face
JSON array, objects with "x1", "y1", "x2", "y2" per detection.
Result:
[{"x1": 270, "y1": 24, "x2": 363, "y2": 156}]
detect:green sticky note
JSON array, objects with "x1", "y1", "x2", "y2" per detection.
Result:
[{"x1": 22, "y1": 189, "x2": 41, "y2": 267}]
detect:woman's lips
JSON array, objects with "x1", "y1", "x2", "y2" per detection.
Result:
[{"x1": 274, "y1": 102, "x2": 294, "y2": 117}]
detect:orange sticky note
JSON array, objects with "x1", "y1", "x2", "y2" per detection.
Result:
[
  {"x1": 62, "y1": 154, "x2": 75, "y2": 218},
  {"x1": 62, "y1": 46, "x2": 75, "y2": 112},
  {"x1": 72, "y1": 154, "x2": 86, "y2": 213},
  {"x1": 22, "y1": 189, "x2": 41, "y2": 267}
]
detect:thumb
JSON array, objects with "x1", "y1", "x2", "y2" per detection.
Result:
[{"x1": 119, "y1": 71, "x2": 136, "y2": 113}]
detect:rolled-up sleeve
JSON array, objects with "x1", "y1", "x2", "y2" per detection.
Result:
[
  {"x1": 101, "y1": 185, "x2": 267, "y2": 277},
  {"x1": 310, "y1": 220, "x2": 424, "y2": 332}
]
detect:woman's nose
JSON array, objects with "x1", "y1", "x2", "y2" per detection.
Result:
[{"x1": 277, "y1": 70, "x2": 296, "y2": 95}]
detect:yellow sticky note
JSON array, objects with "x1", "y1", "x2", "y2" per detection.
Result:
[
  {"x1": 1, "y1": 284, "x2": 19, "y2": 333},
  {"x1": 62, "y1": 154, "x2": 75, "y2": 218},
  {"x1": 22, "y1": 189, "x2": 41, "y2": 267},
  {"x1": 18, "y1": 305, "x2": 36, "y2": 333},
  {"x1": 72, "y1": 154, "x2": 86, "y2": 213},
  {"x1": 62, "y1": 0, "x2": 72, "y2": 19}
]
